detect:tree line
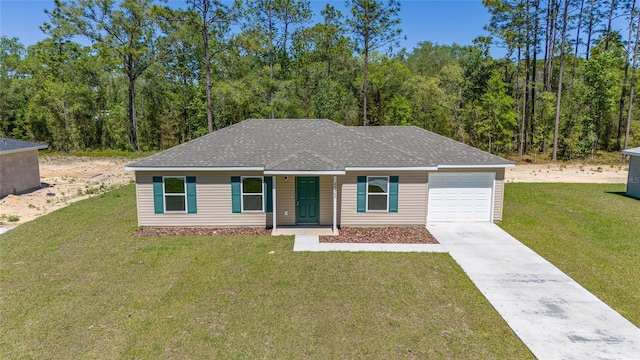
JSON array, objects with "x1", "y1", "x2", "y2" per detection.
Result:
[{"x1": 0, "y1": 0, "x2": 639, "y2": 160}]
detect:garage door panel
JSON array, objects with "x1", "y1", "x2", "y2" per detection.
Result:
[{"x1": 428, "y1": 172, "x2": 494, "y2": 222}]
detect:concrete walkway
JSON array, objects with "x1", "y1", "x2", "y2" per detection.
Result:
[
  {"x1": 0, "y1": 226, "x2": 13, "y2": 235},
  {"x1": 427, "y1": 222, "x2": 640, "y2": 360},
  {"x1": 292, "y1": 234, "x2": 446, "y2": 253}
]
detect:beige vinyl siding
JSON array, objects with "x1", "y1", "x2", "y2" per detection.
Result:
[
  {"x1": 493, "y1": 170, "x2": 505, "y2": 221},
  {"x1": 319, "y1": 176, "x2": 336, "y2": 225},
  {"x1": 135, "y1": 171, "x2": 269, "y2": 227},
  {"x1": 274, "y1": 176, "x2": 295, "y2": 226},
  {"x1": 627, "y1": 156, "x2": 640, "y2": 198},
  {"x1": 426, "y1": 168, "x2": 506, "y2": 222},
  {"x1": 340, "y1": 171, "x2": 427, "y2": 227}
]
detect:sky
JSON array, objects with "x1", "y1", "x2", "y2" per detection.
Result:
[{"x1": 0, "y1": 0, "x2": 498, "y2": 55}]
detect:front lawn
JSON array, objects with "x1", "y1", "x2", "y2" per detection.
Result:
[
  {"x1": 501, "y1": 183, "x2": 640, "y2": 326},
  {"x1": 0, "y1": 185, "x2": 532, "y2": 359}
]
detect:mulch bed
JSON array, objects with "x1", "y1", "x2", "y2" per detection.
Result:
[
  {"x1": 320, "y1": 227, "x2": 439, "y2": 244},
  {"x1": 133, "y1": 227, "x2": 271, "y2": 237}
]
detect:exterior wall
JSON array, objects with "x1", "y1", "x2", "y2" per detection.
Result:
[
  {"x1": 272, "y1": 175, "x2": 337, "y2": 226},
  {"x1": 135, "y1": 171, "x2": 270, "y2": 227},
  {"x1": 493, "y1": 169, "x2": 505, "y2": 221},
  {"x1": 134, "y1": 168, "x2": 508, "y2": 227},
  {"x1": 319, "y1": 176, "x2": 337, "y2": 225},
  {"x1": 626, "y1": 155, "x2": 640, "y2": 199},
  {"x1": 339, "y1": 171, "x2": 428, "y2": 227},
  {"x1": 0, "y1": 150, "x2": 42, "y2": 198},
  {"x1": 426, "y1": 168, "x2": 506, "y2": 222},
  {"x1": 274, "y1": 175, "x2": 295, "y2": 226}
]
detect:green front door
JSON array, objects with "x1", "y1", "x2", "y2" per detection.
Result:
[{"x1": 296, "y1": 177, "x2": 319, "y2": 224}]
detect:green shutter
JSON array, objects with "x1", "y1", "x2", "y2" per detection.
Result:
[
  {"x1": 186, "y1": 176, "x2": 197, "y2": 214},
  {"x1": 264, "y1": 176, "x2": 273, "y2": 212},
  {"x1": 153, "y1": 176, "x2": 164, "y2": 214},
  {"x1": 231, "y1": 176, "x2": 241, "y2": 213},
  {"x1": 357, "y1": 176, "x2": 366, "y2": 213},
  {"x1": 389, "y1": 176, "x2": 399, "y2": 213}
]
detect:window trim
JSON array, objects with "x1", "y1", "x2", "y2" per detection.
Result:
[
  {"x1": 163, "y1": 176, "x2": 187, "y2": 213},
  {"x1": 366, "y1": 175, "x2": 389, "y2": 212},
  {"x1": 241, "y1": 176, "x2": 264, "y2": 213}
]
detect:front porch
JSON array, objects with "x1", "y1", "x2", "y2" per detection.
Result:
[
  {"x1": 271, "y1": 226, "x2": 338, "y2": 236},
  {"x1": 269, "y1": 174, "x2": 340, "y2": 235}
]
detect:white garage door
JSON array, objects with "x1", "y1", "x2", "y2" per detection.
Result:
[{"x1": 428, "y1": 172, "x2": 494, "y2": 222}]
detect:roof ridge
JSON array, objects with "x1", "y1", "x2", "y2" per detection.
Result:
[
  {"x1": 345, "y1": 126, "x2": 430, "y2": 165},
  {"x1": 266, "y1": 149, "x2": 342, "y2": 170}
]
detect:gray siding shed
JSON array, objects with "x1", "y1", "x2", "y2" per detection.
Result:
[
  {"x1": 0, "y1": 138, "x2": 48, "y2": 198},
  {"x1": 623, "y1": 147, "x2": 640, "y2": 199}
]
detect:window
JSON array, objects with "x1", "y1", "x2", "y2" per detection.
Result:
[
  {"x1": 242, "y1": 176, "x2": 263, "y2": 211},
  {"x1": 164, "y1": 176, "x2": 186, "y2": 212},
  {"x1": 153, "y1": 176, "x2": 196, "y2": 214},
  {"x1": 367, "y1": 176, "x2": 389, "y2": 211}
]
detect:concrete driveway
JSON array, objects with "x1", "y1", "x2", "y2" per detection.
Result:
[{"x1": 427, "y1": 222, "x2": 640, "y2": 360}]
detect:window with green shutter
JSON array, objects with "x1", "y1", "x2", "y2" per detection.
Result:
[
  {"x1": 153, "y1": 176, "x2": 164, "y2": 214},
  {"x1": 357, "y1": 175, "x2": 398, "y2": 213},
  {"x1": 186, "y1": 177, "x2": 197, "y2": 214},
  {"x1": 231, "y1": 176, "x2": 241, "y2": 213},
  {"x1": 357, "y1": 176, "x2": 366, "y2": 212},
  {"x1": 232, "y1": 176, "x2": 271, "y2": 213},
  {"x1": 264, "y1": 176, "x2": 273, "y2": 212},
  {"x1": 389, "y1": 176, "x2": 398, "y2": 212},
  {"x1": 153, "y1": 176, "x2": 197, "y2": 214}
]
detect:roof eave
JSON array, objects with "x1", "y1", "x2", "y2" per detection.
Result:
[
  {"x1": 264, "y1": 170, "x2": 346, "y2": 175},
  {"x1": 0, "y1": 145, "x2": 48, "y2": 156},
  {"x1": 124, "y1": 166, "x2": 265, "y2": 172},
  {"x1": 344, "y1": 166, "x2": 438, "y2": 171},
  {"x1": 437, "y1": 163, "x2": 515, "y2": 169}
]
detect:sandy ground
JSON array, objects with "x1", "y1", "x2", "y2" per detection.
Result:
[
  {"x1": 506, "y1": 162, "x2": 628, "y2": 183},
  {"x1": 0, "y1": 157, "x2": 630, "y2": 232},
  {"x1": 0, "y1": 156, "x2": 133, "y2": 227}
]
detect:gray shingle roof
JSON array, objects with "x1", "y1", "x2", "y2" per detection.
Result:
[
  {"x1": 622, "y1": 147, "x2": 640, "y2": 156},
  {"x1": 0, "y1": 137, "x2": 48, "y2": 155},
  {"x1": 127, "y1": 119, "x2": 513, "y2": 171}
]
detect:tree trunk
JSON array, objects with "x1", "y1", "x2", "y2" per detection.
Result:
[
  {"x1": 543, "y1": 0, "x2": 552, "y2": 91},
  {"x1": 604, "y1": 0, "x2": 617, "y2": 50},
  {"x1": 616, "y1": 0, "x2": 636, "y2": 149},
  {"x1": 544, "y1": 0, "x2": 559, "y2": 92},
  {"x1": 363, "y1": 22, "x2": 369, "y2": 126},
  {"x1": 552, "y1": 0, "x2": 570, "y2": 161},
  {"x1": 571, "y1": 0, "x2": 585, "y2": 79},
  {"x1": 203, "y1": 7, "x2": 213, "y2": 133},
  {"x1": 586, "y1": 0, "x2": 596, "y2": 59},
  {"x1": 202, "y1": 5, "x2": 214, "y2": 133},
  {"x1": 128, "y1": 75, "x2": 140, "y2": 152},
  {"x1": 62, "y1": 101, "x2": 79, "y2": 151},
  {"x1": 624, "y1": 10, "x2": 640, "y2": 160},
  {"x1": 530, "y1": 0, "x2": 540, "y2": 152},
  {"x1": 517, "y1": 47, "x2": 524, "y2": 160},
  {"x1": 269, "y1": 13, "x2": 275, "y2": 119}
]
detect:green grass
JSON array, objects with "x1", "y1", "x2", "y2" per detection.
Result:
[
  {"x1": 0, "y1": 185, "x2": 532, "y2": 359},
  {"x1": 501, "y1": 183, "x2": 640, "y2": 326}
]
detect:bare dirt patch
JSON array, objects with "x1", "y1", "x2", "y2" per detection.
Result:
[
  {"x1": 506, "y1": 162, "x2": 628, "y2": 183},
  {"x1": 0, "y1": 156, "x2": 133, "y2": 226},
  {"x1": 133, "y1": 227, "x2": 272, "y2": 237},
  {"x1": 320, "y1": 227, "x2": 439, "y2": 244}
]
